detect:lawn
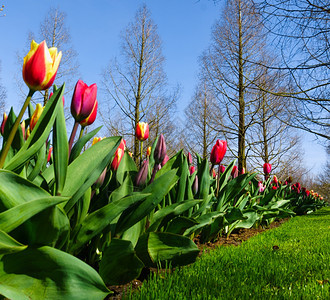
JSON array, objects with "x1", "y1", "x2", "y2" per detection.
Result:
[{"x1": 126, "y1": 207, "x2": 330, "y2": 299}]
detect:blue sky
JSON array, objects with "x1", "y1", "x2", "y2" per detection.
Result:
[{"x1": 0, "y1": 0, "x2": 327, "y2": 175}]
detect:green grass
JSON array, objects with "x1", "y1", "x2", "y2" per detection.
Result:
[{"x1": 126, "y1": 207, "x2": 330, "y2": 299}]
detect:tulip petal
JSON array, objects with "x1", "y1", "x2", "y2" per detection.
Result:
[{"x1": 80, "y1": 83, "x2": 97, "y2": 119}]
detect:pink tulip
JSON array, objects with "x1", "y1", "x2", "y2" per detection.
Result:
[
  {"x1": 263, "y1": 163, "x2": 272, "y2": 175},
  {"x1": 71, "y1": 80, "x2": 97, "y2": 122},
  {"x1": 79, "y1": 100, "x2": 98, "y2": 127},
  {"x1": 210, "y1": 140, "x2": 227, "y2": 165}
]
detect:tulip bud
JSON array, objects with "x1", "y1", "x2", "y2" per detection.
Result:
[
  {"x1": 47, "y1": 147, "x2": 53, "y2": 163},
  {"x1": 79, "y1": 100, "x2": 98, "y2": 127},
  {"x1": 146, "y1": 146, "x2": 151, "y2": 158},
  {"x1": 135, "y1": 160, "x2": 149, "y2": 186},
  {"x1": 154, "y1": 134, "x2": 166, "y2": 164},
  {"x1": 94, "y1": 167, "x2": 107, "y2": 189},
  {"x1": 210, "y1": 140, "x2": 227, "y2": 165},
  {"x1": 49, "y1": 92, "x2": 65, "y2": 106},
  {"x1": 162, "y1": 154, "x2": 169, "y2": 167},
  {"x1": 219, "y1": 165, "x2": 226, "y2": 174},
  {"x1": 136, "y1": 122, "x2": 149, "y2": 141},
  {"x1": 272, "y1": 186, "x2": 277, "y2": 190},
  {"x1": 92, "y1": 137, "x2": 102, "y2": 146},
  {"x1": 187, "y1": 152, "x2": 192, "y2": 165},
  {"x1": 231, "y1": 165, "x2": 238, "y2": 178},
  {"x1": 241, "y1": 167, "x2": 245, "y2": 175},
  {"x1": 128, "y1": 152, "x2": 133, "y2": 157},
  {"x1": 189, "y1": 165, "x2": 196, "y2": 175},
  {"x1": 192, "y1": 175, "x2": 198, "y2": 195},
  {"x1": 1, "y1": 112, "x2": 7, "y2": 136},
  {"x1": 273, "y1": 175, "x2": 278, "y2": 184},
  {"x1": 258, "y1": 181, "x2": 265, "y2": 193},
  {"x1": 71, "y1": 80, "x2": 97, "y2": 122},
  {"x1": 212, "y1": 168, "x2": 217, "y2": 178},
  {"x1": 20, "y1": 120, "x2": 25, "y2": 140},
  {"x1": 23, "y1": 40, "x2": 62, "y2": 91},
  {"x1": 30, "y1": 103, "x2": 44, "y2": 131},
  {"x1": 263, "y1": 163, "x2": 272, "y2": 175},
  {"x1": 111, "y1": 139, "x2": 126, "y2": 171}
]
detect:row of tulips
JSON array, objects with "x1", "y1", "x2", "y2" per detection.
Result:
[{"x1": 0, "y1": 40, "x2": 326, "y2": 299}]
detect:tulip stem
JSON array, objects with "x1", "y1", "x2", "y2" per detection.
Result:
[
  {"x1": 140, "y1": 141, "x2": 143, "y2": 168},
  {"x1": 79, "y1": 126, "x2": 85, "y2": 139},
  {"x1": 68, "y1": 121, "x2": 79, "y2": 157},
  {"x1": 0, "y1": 89, "x2": 35, "y2": 168},
  {"x1": 216, "y1": 165, "x2": 221, "y2": 197}
]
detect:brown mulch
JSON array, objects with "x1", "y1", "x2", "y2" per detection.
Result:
[{"x1": 106, "y1": 218, "x2": 290, "y2": 299}]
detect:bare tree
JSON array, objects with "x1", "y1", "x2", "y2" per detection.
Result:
[
  {"x1": 255, "y1": 0, "x2": 330, "y2": 139},
  {"x1": 184, "y1": 82, "x2": 222, "y2": 159},
  {"x1": 201, "y1": 0, "x2": 268, "y2": 171},
  {"x1": 102, "y1": 4, "x2": 177, "y2": 162},
  {"x1": 0, "y1": 61, "x2": 6, "y2": 114}
]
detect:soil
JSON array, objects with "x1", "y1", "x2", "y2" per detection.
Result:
[{"x1": 106, "y1": 218, "x2": 289, "y2": 299}]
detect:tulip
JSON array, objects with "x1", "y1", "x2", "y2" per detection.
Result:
[
  {"x1": 231, "y1": 165, "x2": 238, "y2": 178},
  {"x1": 187, "y1": 152, "x2": 192, "y2": 165},
  {"x1": 79, "y1": 100, "x2": 98, "y2": 127},
  {"x1": 94, "y1": 167, "x2": 107, "y2": 190},
  {"x1": 49, "y1": 92, "x2": 65, "y2": 106},
  {"x1": 154, "y1": 134, "x2": 167, "y2": 165},
  {"x1": 273, "y1": 175, "x2": 278, "y2": 184},
  {"x1": 162, "y1": 154, "x2": 169, "y2": 167},
  {"x1": 92, "y1": 137, "x2": 102, "y2": 146},
  {"x1": 111, "y1": 139, "x2": 126, "y2": 171},
  {"x1": 71, "y1": 80, "x2": 97, "y2": 122},
  {"x1": 212, "y1": 168, "x2": 217, "y2": 178},
  {"x1": 1, "y1": 112, "x2": 7, "y2": 136},
  {"x1": 23, "y1": 40, "x2": 62, "y2": 91},
  {"x1": 258, "y1": 181, "x2": 265, "y2": 193},
  {"x1": 136, "y1": 122, "x2": 149, "y2": 141},
  {"x1": 189, "y1": 165, "x2": 196, "y2": 175},
  {"x1": 47, "y1": 147, "x2": 53, "y2": 163},
  {"x1": 219, "y1": 165, "x2": 226, "y2": 174},
  {"x1": 192, "y1": 175, "x2": 198, "y2": 195},
  {"x1": 210, "y1": 140, "x2": 227, "y2": 165},
  {"x1": 135, "y1": 160, "x2": 149, "y2": 186},
  {"x1": 20, "y1": 120, "x2": 25, "y2": 140},
  {"x1": 272, "y1": 186, "x2": 277, "y2": 190},
  {"x1": 146, "y1": 146, "x2": 151, "y2": 158},
  {"x1": 30, "y1": 103, "x2": 44, "y2": 131},
  {"x1": 263, "y1": 163, "x2": 272, "y2": 175}
]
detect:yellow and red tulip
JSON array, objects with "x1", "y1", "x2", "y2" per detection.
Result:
[
  {"x1": 79, "y1": 100, "x2": 98, "y2": 127},
  {"x1": 136, "y1": 122, "x2": 149, "y2": 141},
  {"x1": 30, "y1": 103, "x2": 44, "y2": 131},
  {"x1": 111, "y1": 139, "x2": 126, "y2": 171},
  {"x1": 23, "y1": 40, "x2": 62, "y2": 91}
]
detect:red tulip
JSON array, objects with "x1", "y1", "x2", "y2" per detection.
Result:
[
  {"x1": 219, "y1": 165, "x2": 226, "y2": 174},
  {"x1": 23, "y1": 40, "x2": 62, "y2": 91},
  {"x1": 71, "y1": 80, "x2": 97, "y2": 122},
  {"x1": 1, "y1": 112, "x2": 7, "y2": 136},
  {"x1": 210, "y1": 140, "x2": 227, "y2": 165},
  {"x1": 49, "y1": 92, "x2": 65, "y2": 106},
  {"x1": 263, "y1": 163, "x2": 272, "y2": 175},
  {"x1": 231, "y1": 165, "x2": 238, "y2": 178},
  {"x1": 111, "y1": 139, "x2": 126, "y2": 171},
  {"x1": 79, "y1": 100, "x2": 98, "y2": 127},
  {"x1": 189, "y1": 165, "x2": 196, "y2": 175},
  {"x1": 47, "y1": 147, "x2": 53, "y2": 163},
  {"x1": 136, "y1": 122, "x2": 149, "y2": 141}
]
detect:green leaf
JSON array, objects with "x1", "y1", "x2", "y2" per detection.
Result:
[
  {"x1": 115, "y1": 170, "x2": 178, "y2": 235},
  {"x1": 4, "y1": 85, "x2": 65, "y2": 172},
  {"x1": 99, "y1": 239, "x2": 144, "y2": 285},
  {"x1": 0, "y1": 196, "x2": 68, "y2": 233},
  {"x1": 135, "y1": 232, "x2": 199, "y2": 268},
  {"x1": 116, "y1": 151, "x2": 137, "y2": 185},
  {"x1": 27, "y1": 143, "x2": 46, "y2": 181},
  {"x1": 52, "y1": 96, "x2": 68, "y2": 195},
  {"x1": 166, "y1": 217, "x2": 199, "y2": 235},
  {"x1": 0, "y1": 246, "x2": 110, "y2": 299},
  {"x1": 69, "y1": 126, "x2": 102, "y2": 163},
  {"x1": 148, "y1": 200, "x2": 202, "y2": 232},
  {"x1": 62, "y1": 136, "x2": 121, "y2": 213},
  {"x1": 0, "y1": 230, "x2": 27, "y2": 255},
  {"x1": 69, "y1": 193, "x2": 150, "y2": 254}
]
